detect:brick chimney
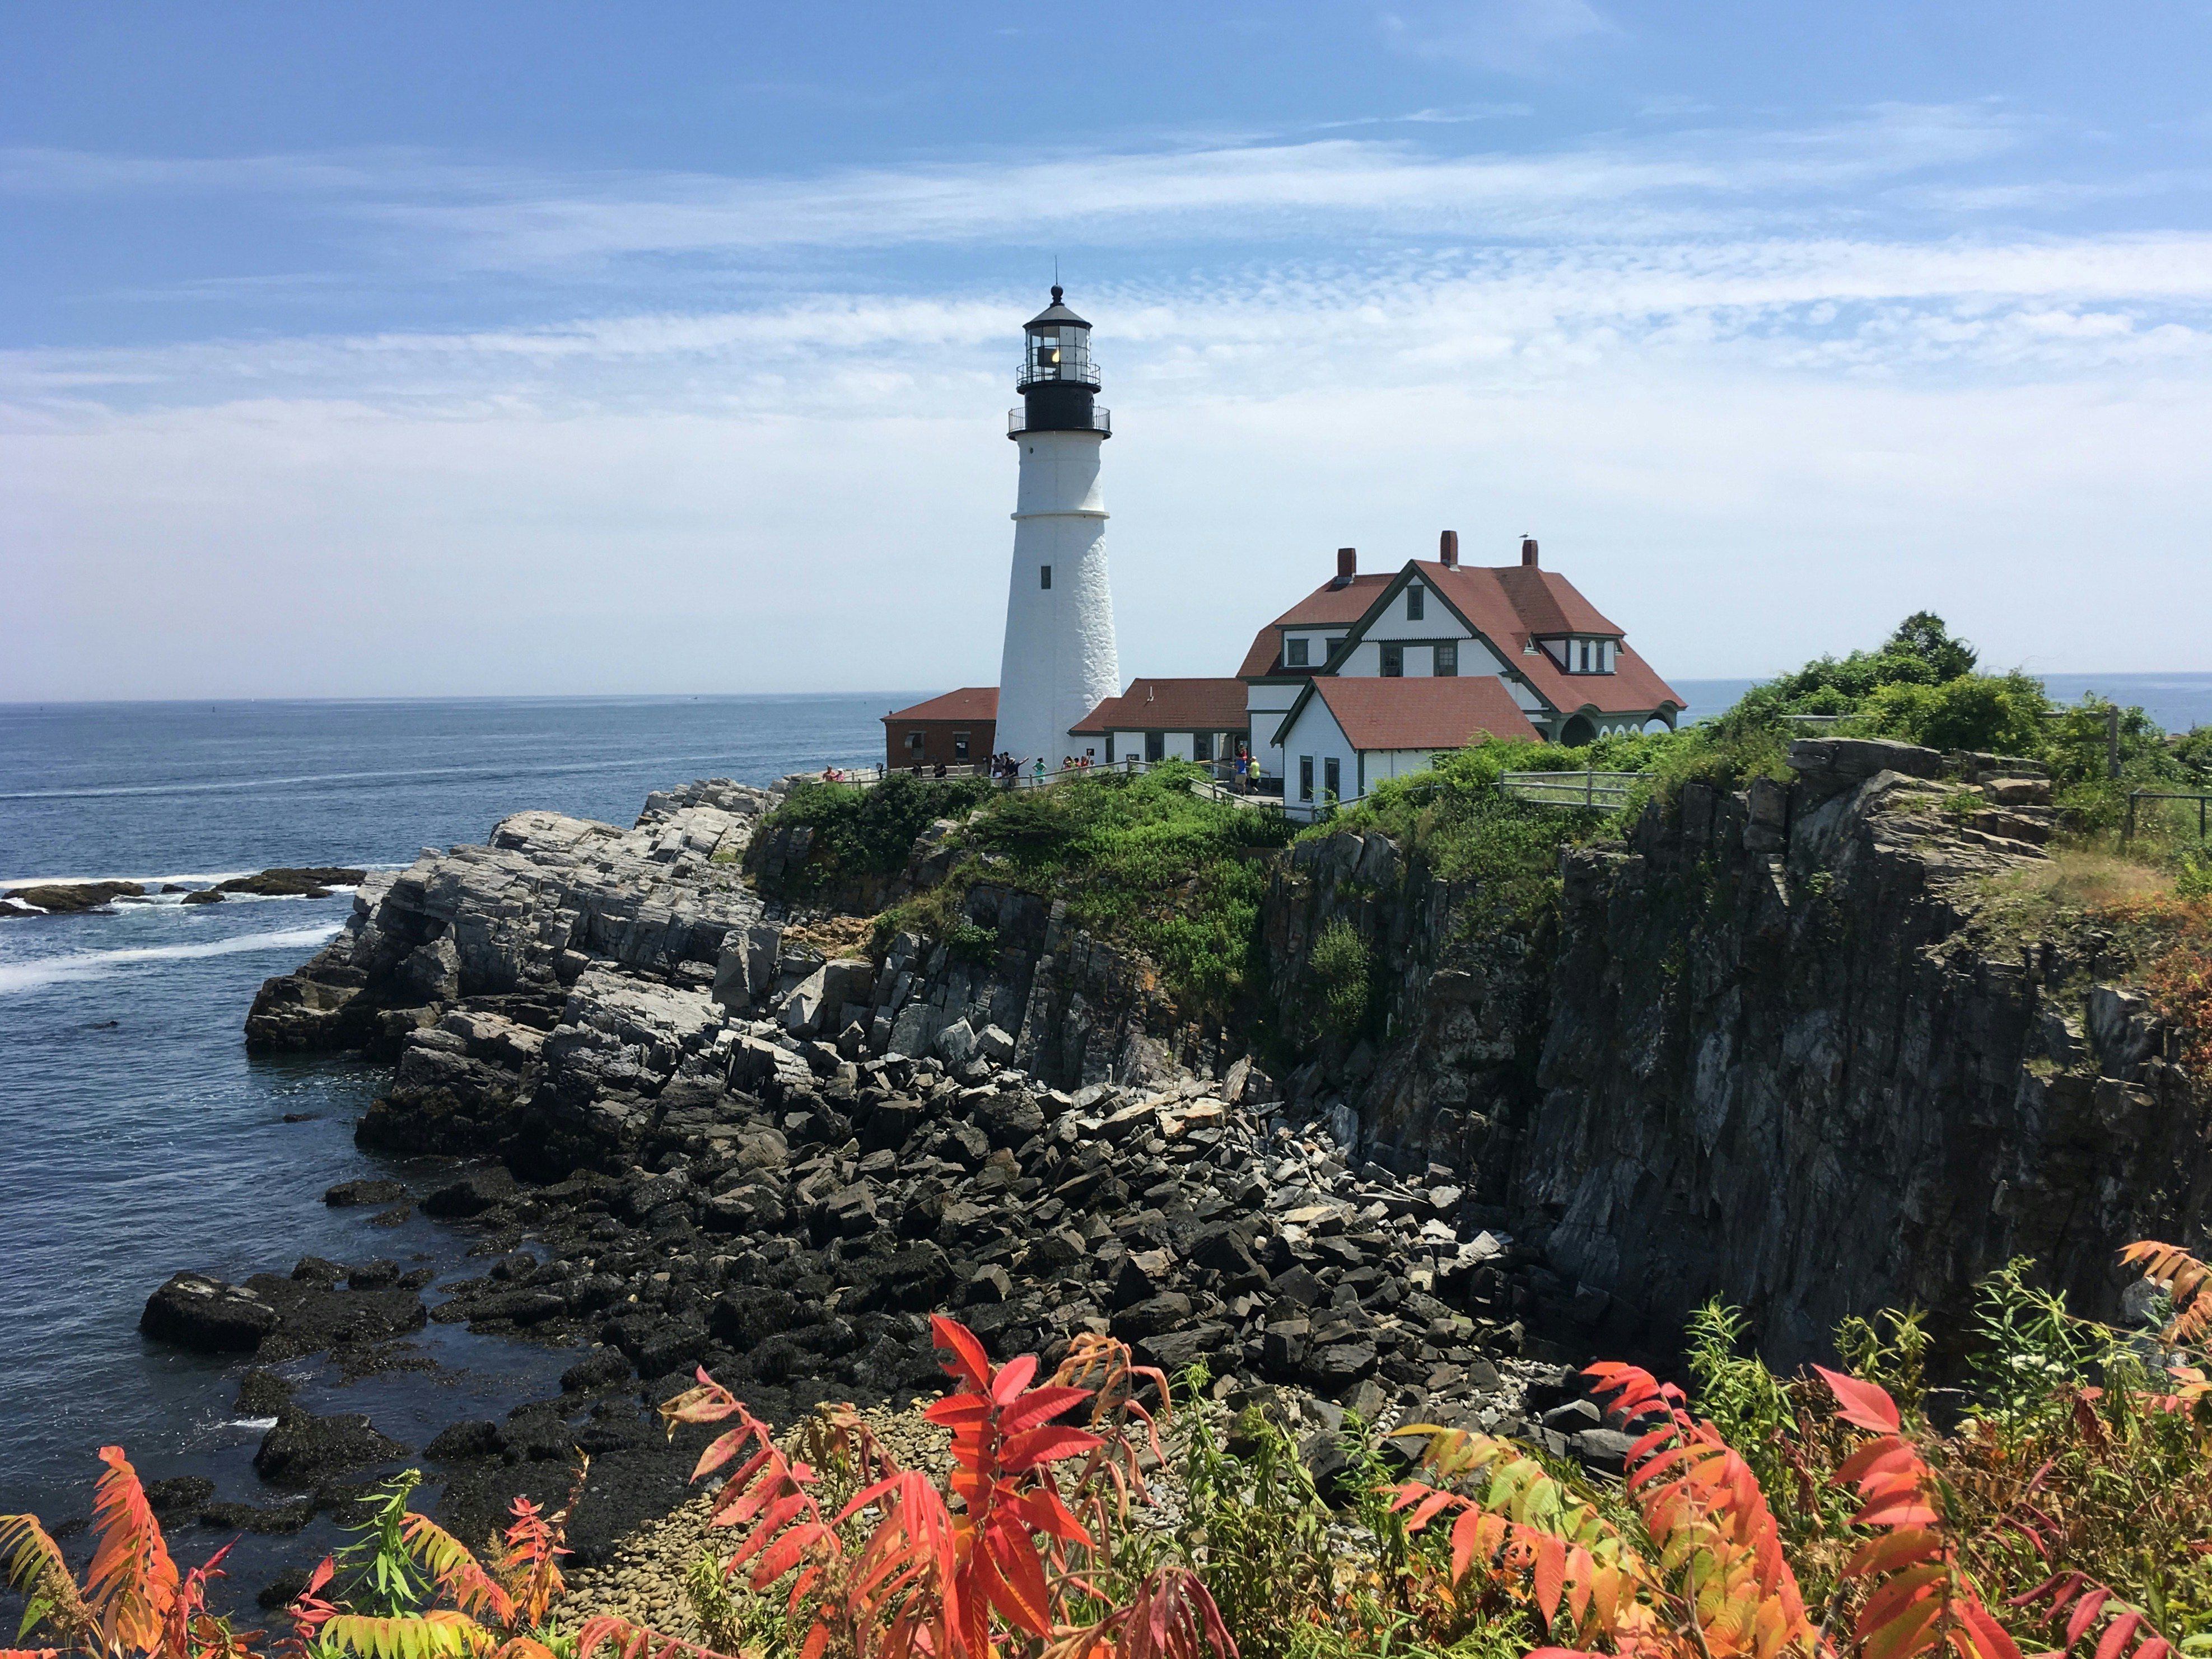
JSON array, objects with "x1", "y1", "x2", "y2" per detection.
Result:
[
  {"x1": 1337, "y1": 546, "x2": 1356, "y2": 578},
  {"x1": 1520, "y1": 536, "x2": 1539, "y2": 567},
  {"x1": 1439, "y1": 530, "x2": 1459, "y2": 568}
]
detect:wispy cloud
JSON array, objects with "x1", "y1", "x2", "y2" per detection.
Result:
[
  {"x1": 1381, "y1": 0, "x2": 1620, "y2": 74},
  {"x1": 0, "y1": 104, "x2": 2026, "y2": 275}
]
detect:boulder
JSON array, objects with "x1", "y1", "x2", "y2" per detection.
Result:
[
  {"x1": 423, "y1": 1167, "x2": 519, "y2": 1217},
  {"x1": 253, "y1": 1407, "x2": 405, "y2": 1483},
  {"x1": 140, "y1": 1272, "x2": 280, "y2": 1352},
  {"x1": 324, "y1": 1179, "x2": 407, "y2": 1208},
  {"x1": 934, "y1": 1018, "x2": 978, "y2": 1067}
]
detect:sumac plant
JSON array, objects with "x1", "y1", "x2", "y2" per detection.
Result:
[
  {"x1": 0, "y1": 1453, "x2": 662, "y2": 1659},
  {"x1": 651, "y1": 1316, "x2": 1234, "y2": 1659}
]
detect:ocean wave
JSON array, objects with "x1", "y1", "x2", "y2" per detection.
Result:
[
  {"x1": 0, "y1": 863, "x2": 409, "y2": 889},
  {"x1": 0, "y1": 924, "x2": 340, "y2": 996},
  {"x1": 0, "y1": 750, "x2": 749, "y2": 804}
]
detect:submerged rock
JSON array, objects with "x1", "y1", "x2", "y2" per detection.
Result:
[
  {"x1": 253, "y1": 1407, "x2": 405, "y2": 1483},
  {"x1": 139, "y1": 1272, "x2": 279, "y2": 1352}
]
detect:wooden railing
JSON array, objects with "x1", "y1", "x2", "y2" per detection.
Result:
[
  {"x1": 1498, "y1": 769, "x2": 1651, "y2": 809},
  {"x1": 2124, "y1": 789, "x2": 2212, "y2": 843}
]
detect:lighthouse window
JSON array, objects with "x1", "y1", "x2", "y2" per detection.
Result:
[
  {"x1": 1040, "y1": 565, "x2": 1052, "y2": 590},
  {"x1": 1406, "y1": 586, "x2": 1425, "y2": 621}
]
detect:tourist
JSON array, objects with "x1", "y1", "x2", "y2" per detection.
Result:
[
  {"x1": 1033, "y1": 756, "x2": 1045, "y2": 783},
  {"x1": 933, "y1": 759, "x2": 946, "y2": 779}
]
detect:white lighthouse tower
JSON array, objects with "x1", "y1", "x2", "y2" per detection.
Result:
[{"x1": 994, "y1": 287, "x2": 1119, "y2": 772}]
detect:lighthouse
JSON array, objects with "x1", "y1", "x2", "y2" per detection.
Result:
[{"x1": 994, "y1": 287, "x2": 1120, "y2": 772}]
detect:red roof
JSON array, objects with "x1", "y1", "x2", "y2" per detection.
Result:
[
  {"x1": 1418, "y1": 562, "x2": 1682, "y2": 716},
  {"x1": 1235, "y1": 574, "x2": 1394, "y2": 677},
  {"x1": 884, "y1": 687, "x2": 998, "y2": 723},
  {"x1": 1071, "y1": 678, "x2": 1249, "y2": 735},
  {"x1": 1298, "y1": 676, "x2": 1541, "y2": 751},
  {"x1": 1239, "y1": 558, "x2": 1684, "y2": 717}
]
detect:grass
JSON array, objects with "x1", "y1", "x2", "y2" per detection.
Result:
[{"x1": 866, "y1": 761, "x2": 1296, "y2": 1015}]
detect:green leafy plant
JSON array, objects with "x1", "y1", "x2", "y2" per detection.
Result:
[{"x1": 1307, "y1": 920, "x2": 1372, "y2": 1039}]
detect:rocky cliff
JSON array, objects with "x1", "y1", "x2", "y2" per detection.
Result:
[
  {"x1": 250, "y1": 746, "x2": 2209, "y2": 1373},
  {"x1": 1264, "y1": 739, "x2": 2210, "y2": 1363}
]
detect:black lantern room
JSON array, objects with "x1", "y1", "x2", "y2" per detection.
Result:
[{"x1": 1010, "y1": 286, "x2": 1110, "y2": 439}]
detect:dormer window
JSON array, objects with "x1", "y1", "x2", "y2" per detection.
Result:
[{"x1": 1286, "y1": 637, "x2": 1309, "y2": 668}]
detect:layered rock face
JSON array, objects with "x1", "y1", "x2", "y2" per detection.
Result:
[
  {"x1": 251, "y1": 780, "x2": 1235, "y2": 1178},
  {"x1": 1267, "y1": 739, "x2": 2209, "y2": 1363},
  {"x1": 1522, "y1": 744, "x2": 2208, "y2": 1361},
  {"x1": 246, "y1": 781, "x2": 774, "y2": 1054}
]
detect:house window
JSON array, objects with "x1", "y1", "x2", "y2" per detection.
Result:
[
  {"x1": 1406, "y1": 586, "x2": 1425, "y2": 621},
  {"x1": 1145, "y1": 731, "x2": 1164, "y2": 763},
  {"x1": 1286, "y1": 637, "x2": 1309, "y2": 668},
  {"x1": 1105, "y1": 735, "x2": 1115, "y2": 762},
  {"x1": 1299, "y1": 756, "x2": 1314, "y2": 802},
  {"x1": 1326, "y1": 637, "x2": 1345, "y2": 661},
  {"x1": 1435, "y1": 642, "x2": 1457, "y2": 677},
  {"x1": 1324, "y1": 756, "x2": 1341, "y2": 801},
  {"x1": 953, "y1": 732, "x2": 970, "y2": 761},
  {"x1": 1382, "y1": 644, "x2": 1404, "y2": 677},
  {"x1": 1193, "y1": 731, "x2": 1213, "y2": 761},
  {"x1": 906, "y1": 731, "x2": 924, "y2": 753},
  {"x1": 1040, "y1": 565, "x2": 1052, "y2": 590}
]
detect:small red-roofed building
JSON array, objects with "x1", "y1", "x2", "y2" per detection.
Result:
[
  {"x1": 1067, "y1": 676, "x2": 1250, "y2": 766},
  {"x1": 1240, "y1": 536, "x2": 1685, "y2": 816},
  {"x1": 881, "y1": 688, "x2": 998, "y2": 770}
]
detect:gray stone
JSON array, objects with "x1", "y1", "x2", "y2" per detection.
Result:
[{"x1": 934, "y1": 1018, "x2": 978, "y2": 1067}]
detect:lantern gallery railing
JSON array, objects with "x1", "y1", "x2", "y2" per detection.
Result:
[
  {"x1": 1016, "y1": 355, "x2": 1101, "y2": 389},
  {"x1": 1007, "y1": 406, "x2": 1112, "y2": 436}
]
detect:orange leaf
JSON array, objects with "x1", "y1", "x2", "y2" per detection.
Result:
[
  {"x1": 2067, "y1": 1589, "x2": 2112, "y2": 1649},
  {"x1": 991, "y1": 1353, "x2": 1040, "y2": 1403},
  {"x1": 2096, "y1": 1613, "x2": 2144, "y2": 1659},
  {"x1": 998, "y1": 1426, "x2": 1105, "y2": 1473},
  {"x1": 1532, "y1": 1533, "x2": 1567, "y2": 1629},
  {"x1": 931, "y1": 1316, "x2": 993, "y2": 1393},
  {"x1": 1818, "y1": 1367, "x2": 1903, "y2": 1433}
]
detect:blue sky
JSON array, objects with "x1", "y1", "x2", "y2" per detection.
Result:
[{"x1": 6, "y1": 2, "x2": 2211, "y2": 698}]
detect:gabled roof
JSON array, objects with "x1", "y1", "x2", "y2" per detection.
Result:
[
  {"x1": 1071, "y1": 679, "x2": 1249, "y2": 735},
  {"x1": 884, "y1": 687, "x2": 998, "y2": 723},
  {"x1": 1488, "y1": 565, "x2": 1621, "y2": 637},
  {"x1": 1235, "y1": 574, "x2": 1393, "y2": 676},
  {"x1": 1413, "y1": 562, "x2": 1681, "y2": 716},
  {"x1": 1256, "y1": 559, "x2": 1682, "y2": 717},
  {"x1": 1282, "y1": 675, "x2": 1541, "y2": 752}
]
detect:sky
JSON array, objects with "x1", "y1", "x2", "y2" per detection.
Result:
[{"x1": 4, "y1": 2, "x2": 2212, "y2": 701}]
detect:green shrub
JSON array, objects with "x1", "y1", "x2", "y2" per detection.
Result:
[
  {"x1": 755, "y1": 773, "x2": 992, "y2": 896},
  {"x1": 1308, "y1": 918, "x2": 1373, "y2": 1037},
  {"x1": 1847, "y1": 669, "x2": 2051, "y2": 755}
]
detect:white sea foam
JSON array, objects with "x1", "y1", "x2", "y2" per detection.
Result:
[
  {"x1": 227, "y1": 1417, "x2": 280, "y2": 1432},
  {"x1": 0, "y1": 923, "x2": 341, "y2": 995}
]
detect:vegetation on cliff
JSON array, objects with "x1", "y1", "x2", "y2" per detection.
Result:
[{"x1": 760, "y1": 763, "x2": 1295, "y2": 1013}]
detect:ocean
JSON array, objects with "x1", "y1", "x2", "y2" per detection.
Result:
[
  {"x1": 0, "y1": 695, "x2": 894, "y2": 1602},
  {"x1": 1, "y1": 675, "x2": 2206, "y2": 1601}
]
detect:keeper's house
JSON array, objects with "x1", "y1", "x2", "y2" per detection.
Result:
[
  {"x1": 1068, "y1": 677, "x2": 1250, "y2": 767},
  {"x1": 1241, "y1": 534, "x2": 1684, "y2": 817},
  {"x1": 881, "y1": 687, "x2": 997, "y2": 770}
]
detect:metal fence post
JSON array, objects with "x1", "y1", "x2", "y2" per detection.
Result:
[
  {"x1": 2108, "y1": 705, "x2": 2121, "y2": 780},
  {"x1": 2124, "y1": 791, "x2": 2137, "y2": 843}
]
